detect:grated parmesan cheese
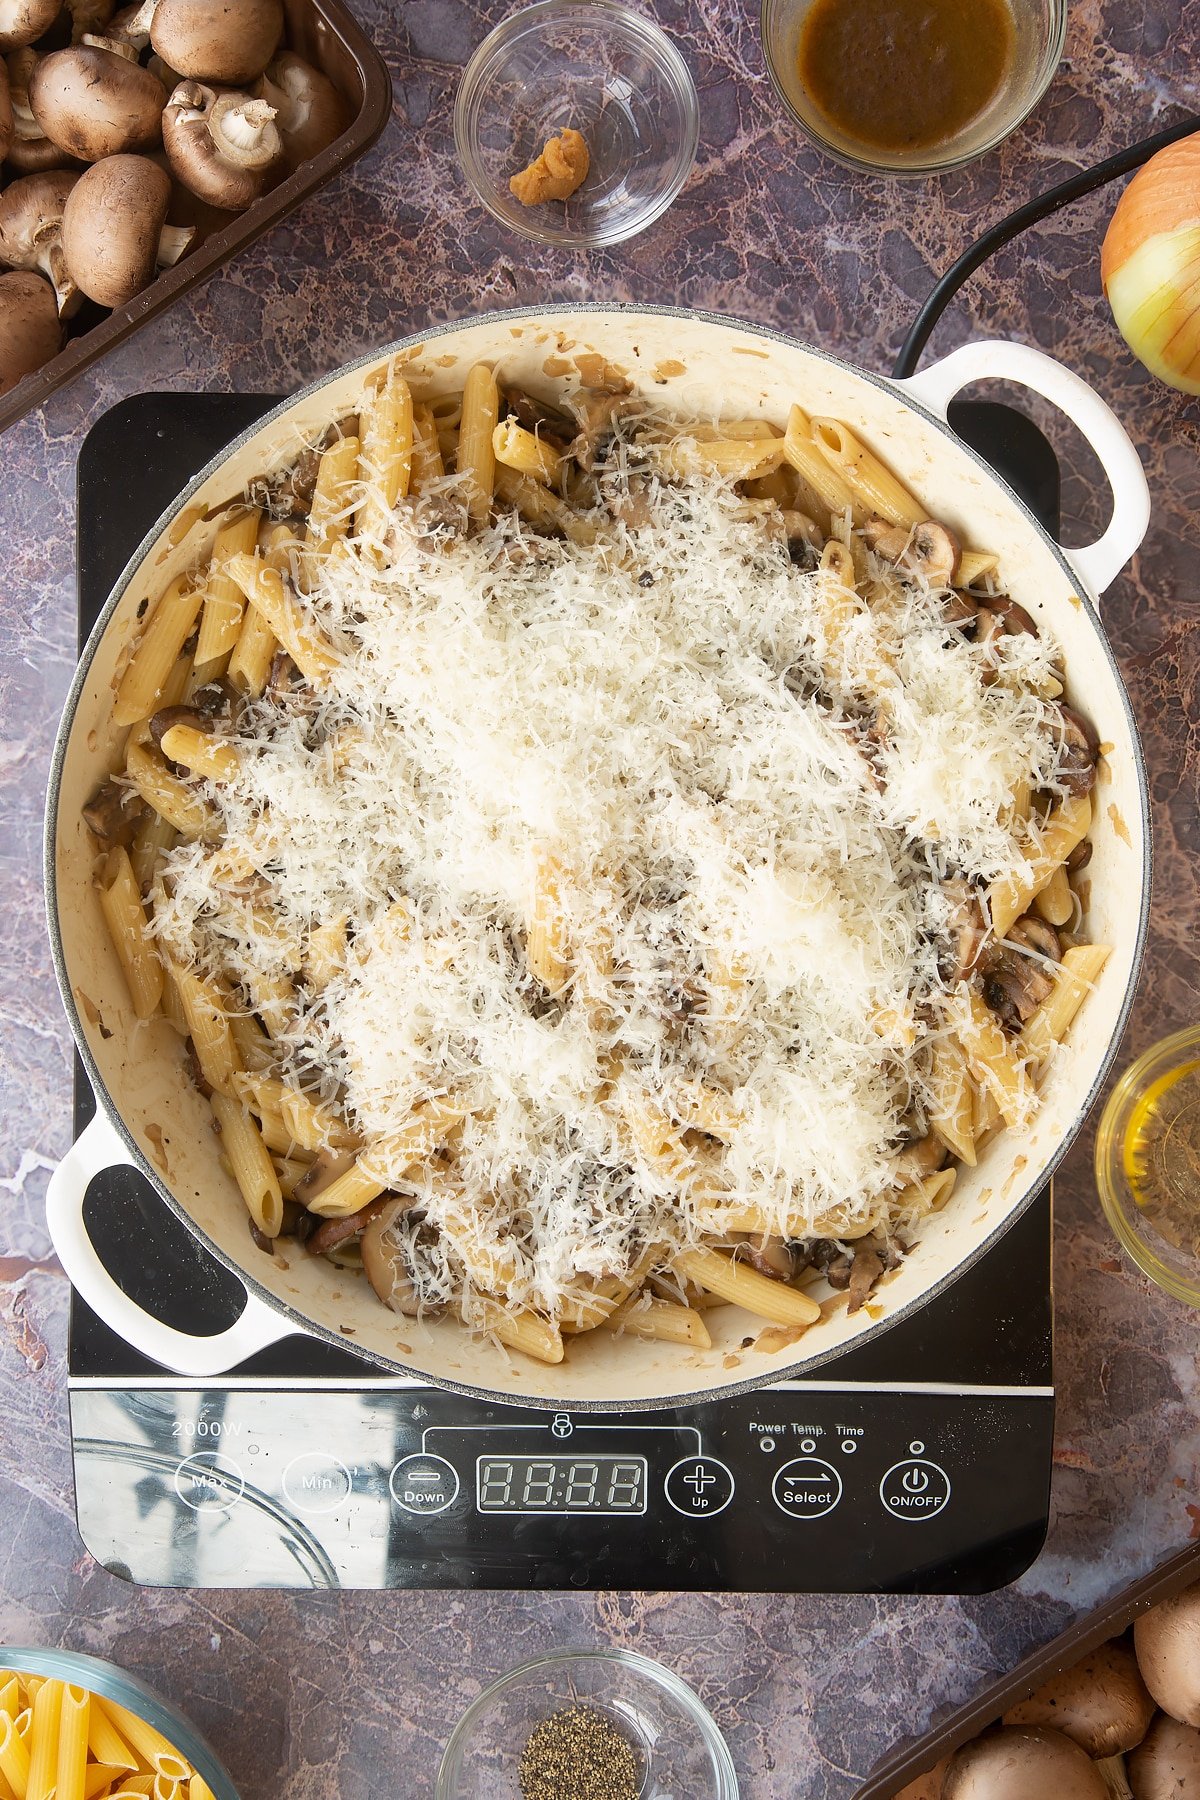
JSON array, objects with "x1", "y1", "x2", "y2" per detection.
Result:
[{"x1": 151, "y1": 461, "x2": 1075, "y2": 1319}]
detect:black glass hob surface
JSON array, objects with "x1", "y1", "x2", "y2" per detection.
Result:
[{"x1": 67, "y1": 392, "x2": 1058, "y2": 1593}]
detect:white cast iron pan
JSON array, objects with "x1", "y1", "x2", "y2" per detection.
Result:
[{"x1": 44, "y1": 307, "x2": 1152, "y2": 1408}]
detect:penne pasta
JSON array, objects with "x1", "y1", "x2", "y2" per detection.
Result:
[
  {"x1": 26, "y1": 1678, "x2": 63, "y2": 1800},
  {"x1": 458, "y1": 363, "x2": 500, "y2": 526},
  {"x1": 956, "y1": 548, "x2": 1000, "y2": 587},
  {"x1": 113, "y1": 577, "x2": 205, "y2": 727},
  {"x1": 211, "y1": 1093, "x2": 284, "y2": 1236},
  {"x1": 674, "y1": 1247, "x2": 821, "y2": 1327},
  {"x1": 607, "y1": 1295, "x2": 712, "y2": 1348},
  {"x1": 224, "y1": 553, "x2": 340, "y2": 686},
  {"x1": 527, "y1": 848, "x2": 570, "y2": 994},
  {"x1": 1019, "y1": 943, "x2": 1112, "y2": 1066},
  {"x1": 55, "y1": 1686, "x2": 90, "y2": 1800},
  {"x1": 956, "y1": 988, "x2": 1031, "y2": 1129},
  {"x1": 492, "y1": 418, "x2": 563, "y2": 486},
  {"x1": 302, "y1": 434, "x2": 361, "y2": 586},
  {"x1": 1033, "y1": 862, "x2": 1073, "y2": 927},
  {"x1": 123, "y1": 740, "x2": 217, "y2": 841},
  {"x1": 355, "y1": 365, "x2": 413, "y2": 546},
  {"x1": 98, "y1": 847, "x2": 165, "y2": 1019},
  {"x1": 656, "y1": 436, "x2": 786, "y2": 483},
  {"x1": 174, "y1": 966, "x2": 242, "y2": 1097},
  {"x1": 94, "y1": 1704, "x2": 190, "y2": 1783},
  {"x1": 409, "y1": 403, "x2": 445, "y2": 490},
  {"x1": 193, "y1": 508, "x2": 262, "y2": 673},
  {"x1": 156, "y1": 724, "x2": 239, "y2": 784},
  {"x1": 474, "y1": 1298, "x2": 564, "y2": 1364},
  {"x1": 988, "y1": 792, "x2": 1092, "y2": 938},
  {"x1": 927, "y1": 1035, "x2": 976, "y2": 1166},
  {"x1": 493, "y1": 464, "x2": 597, "y2": 544},
  {"x1": 783, "y1": 403, "x2": 859, "y2": 522},
  {"x1": 0, "y1": 1712, "x2": 30, "y2": 1800},
  {"x1": 810, "y1": 417, "x2": 926, "y2": 529}
]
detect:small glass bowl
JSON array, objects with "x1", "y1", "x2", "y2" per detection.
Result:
[
  {"x1": 454, "y1": 1, "x2": 699, "y2": 247},
  {"x1": 1095, "y1": 1024, "x2": 1200, "y2": 1308},
  {"x1": 0, "y1": 1648, "x2": 240, "y2": 1799},
  {"x1": 435, "y1": 1647, "x2": 739, "y2": 1799},
  {"x1": 760, "y1": 0, "x2": 1066, "y2": 177}
]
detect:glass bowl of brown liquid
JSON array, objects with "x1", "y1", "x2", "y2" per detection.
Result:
[{"x1": 761, "y1": 0, "x2": 1066, "y2": 176}]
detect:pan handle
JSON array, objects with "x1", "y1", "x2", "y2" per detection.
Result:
[
  {"x1": 894, "y1": 338, "x2": 1151, "y2": 601},
  {"x1": 46, "y1": 1111, "x2": 302, "y2": 1377}
]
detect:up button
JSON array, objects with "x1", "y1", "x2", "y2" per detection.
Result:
[{"x1": 879, "y1": 1447, "x2": 951, "y2": 1522}]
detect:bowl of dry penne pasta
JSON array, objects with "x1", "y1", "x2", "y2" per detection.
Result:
[
  {"x1": 45, "y1": 306, "x2": 1152, "y2": 1410},
  {"x1": 0, "y1": 1651, "x2": 239, "y2": 1800}
]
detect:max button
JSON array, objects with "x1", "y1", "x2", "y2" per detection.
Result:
[
  {"x1": 174, "y1": 1452, "x2": 244, "y2": 1512},
  {"x1": 664, "y1": 1456, "x2": 735, "y2": 1518},
  {"x1": 879, "y1": 1458, "x2": 951, "y2": 1521},
  {"x1": 390, "y1": 1453, "x2": 460, "y2": 1516}
]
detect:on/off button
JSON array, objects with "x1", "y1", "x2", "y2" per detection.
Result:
[{"x1": 879, "y1": 1458, "x2": 951, "y2": 1521}]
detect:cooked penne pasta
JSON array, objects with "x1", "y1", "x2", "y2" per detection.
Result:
[
  {"x1": 124, "y1": 740, "x2": 217, "y2": 841},
  {"x1": 989, "y1": 792, "x2": 1092, "y2": 937},
  {"x1": 409, "y1": 403, "x2": 445, "y2": 490},
  {"x1": 302, "y1": 433, "x2": 361, "y2": 584},
  {"x1": 810, "y1": 417, "x2": 926, "y2": 530},
  {"x1": 355, "y1": 365, "x2": 413, "y2": 547},
  {"x1": 98, "y1": 847, "x2": 164, "y2": 1019},
  {"x1": 956, "y1": 988, "x2": 1031, "y2": 1129},
  {"x1": 211, "y1": 1093, "x2": 284, "y2": 1236},
  {"x1": 656, "y1": 436, "x2": 786, "y2": 483},
  {"x1": 783, "y1": 404, "x2": 859, "y2": 522},
  {"x1": 956, "y1": 548, "x2": 1000, "y2": 587},
  {"x1": 193, "y1": 508, "x2": 262, "y2": 675},
  {"x1": 174, "y1": 966, "x2": 241, "y2": 1097},
  {"x1": 675, "y1": 1247, "x2": 821, "y2": 1327},
  {"x1": 1033, "y1": 862, "x2": 1073, "y2": 927},
  {"x1": 607, "y1": 1295, "x2": 712, "y2": 1348},
  {"x1": 493, "y1": 465, "x2": 597, "y2": 544},
  {"x1": 473, "y1": 1299, "x2": 564, "y2": 1364},
  {"x1": 927, "y1": 1036, "x2": 976, "y2": 1166},
  {"x1": 225, "y1": 553, "x2": 340, "y2": 686},
  {"x1": 157, "y1": 724, "x2": 239, "y2": 784},
  {"x1": 458, "y1": 363, "x2": 500, "y2": 526},
  {"x1": 113, "y1": 577, "x2": 205, "y2": 727},
  {"x1": 492, "y1": 418, "x2": 564, "y2": 486},
  {"x1": 1019, "y1": 943, "x2": 1112, "y2": 1065}
]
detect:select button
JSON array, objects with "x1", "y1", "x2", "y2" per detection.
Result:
[
  {"x1": 771, "y1": 1457, "x2": 843, "y2": 1520},
  {"x1": 390, "y1": 1453, "x2": 460, "y2": 1516}
]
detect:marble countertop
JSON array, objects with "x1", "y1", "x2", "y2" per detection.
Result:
[{"x1": 1, "y1": 2, "x2": 1199, "y2": 1795}]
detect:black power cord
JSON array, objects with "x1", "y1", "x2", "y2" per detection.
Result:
[{"x1": 892, "y1": 112, "x2": 1200, "y2": 379}]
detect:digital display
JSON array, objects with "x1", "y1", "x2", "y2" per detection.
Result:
[{"x1": 476, "y1": 1455, "x2": 647, "y2": 1514}]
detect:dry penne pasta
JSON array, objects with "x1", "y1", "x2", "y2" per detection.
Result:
[
  {"x1": 26, "y1": 1678, "x2": 63, "y2": 1800},
  {"x1": 55, "y1": 1686, "x2": 90, "y2": 1800}
]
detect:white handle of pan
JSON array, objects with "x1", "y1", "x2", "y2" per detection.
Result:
[
  {"x1": 894, "y1": 338, "x2": 1151, "y2": 602},
  {"x1": 46, "y1": 1110, "x2": 301, "y2": 1376}
]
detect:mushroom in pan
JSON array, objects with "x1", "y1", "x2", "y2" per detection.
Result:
[
  {"x1": 729, "y1": 1232, "x2": 796, "y2": 1281},
  {"x1": 30, "y1": 41, "x2": 166, "y2": 161},
  {"x1": 939, "y1": 878, "x2": 987, "y2": 984},
  {"x1": 61, "y1": 154, "x2": 194, "y2": 307},
  {"x1": 863, "y1": 514, "x2": 962, "y2": 588},
  {"x1": 979, "y1": 940, "x2": 1056, "y2": 1032},
  {"x1": 943, "y1": 1725, "x2": 1110, "y2": 1799},
  {"x1": 162, "y1": 80, "x2": 282, "y2": 210},
  {"x1": 1053, "y1": 701, "x2": 1102, "y2": 798},
  {"x1": 1135, "y1": 1583, "x2": 1200, "y2": 1726},
  {"x1": 0, "y1": 0, "x2": 59, "y2": 52},
  {"x1": 305, "y1": 1197, "x2": 388, "y2": 1260},
  {"x1": 129, "y1": 0, "x2": 285, "y2": 86},
  {"x1": 1006, "y1": 911, "x2": 1062, "y2": 963},
  {"x1": 81, "y1": 775, "x2": 146, "y2": 848},
  {"x1": 1128, "y1": 1714, "x2": 1200, "y2": 1799},
  {"x1": 1003, "y1": 1639, "x2": 1155, "y2": 1759},
  {"x1": 0, "y1": 171, "x2": 81, "y2": 315},
  {"x1": 361, "y1": 1198, "x2": 427, "y2": 1316},
  {"x1": 0, "y1": 56, "x2": 11, "y2": 162},
  {"x1": 255, "y1": 50, "x2": 347, "y2": 170},
  {"x1": 975, "y1": 592, "x2": 1039, "y2": 637},
  {"x1": 0, "y1": 268, "x2": 60, "y2": 394}
]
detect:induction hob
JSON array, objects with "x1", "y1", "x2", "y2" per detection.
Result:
[{"x1": 66, "y1": 391, "x2": 1059, "y2": 1593}]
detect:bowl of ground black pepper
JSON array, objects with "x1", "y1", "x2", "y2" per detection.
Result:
[{"x1": 436, "y1": 1648, "x2": 739, "y2": 1799}]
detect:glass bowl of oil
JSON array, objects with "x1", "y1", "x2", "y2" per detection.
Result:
[
  {"x1": 760, "y1": 0, "x2": 1066, "y2": 176},
  {"x1": 1095, "y1": 1025, "x2": 1200, "y2": 1307}
]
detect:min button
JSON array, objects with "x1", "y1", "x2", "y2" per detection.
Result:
[
  {"x1": 879, "y1": 1457, "x2": 951, "y2": 1521},
  {"x1": 283, "y1": 1452, "x2": 352, "y2": 1515}
]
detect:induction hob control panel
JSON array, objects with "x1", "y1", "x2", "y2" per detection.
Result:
[{"x1": 70, "y1": 1381, "x2": 1051, "y2": 1592}]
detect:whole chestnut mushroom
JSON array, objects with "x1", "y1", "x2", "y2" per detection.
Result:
[
  {"x1": 162, "y1": 79, "x2": 282, "y2": 210},
  {"x1": 1004, "y1": 1639, "x2": 1156, "y2": 1759},
  {"x1": 30, "y1": 41, "x2": 166, "y2": 161},
  {"x1": 1136, "y1": 1584, "x2": 1200, "y2": 1727},
  {"x1": 134, "y1": 0, "x2": 285, "y2": 85},
  {"x1": 0, "y1": 268, "x2": 61, "y2": 394},
  {"x1": 944, "y1": 1726, "x2": 1109, "y2": 1800},
  {"x1": 1129, "y1": 1714, "x2": 1200, "y2": 1799},
  {"x1": 61, "y1": 153, "x2": 193, "y2": 306},
  {"x1": 0, "y1": 0, "x2": 59, "y2": 53}
]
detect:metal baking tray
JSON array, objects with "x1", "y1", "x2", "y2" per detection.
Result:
[
  {"x1": 858, "y1": 1540, "x2": 1200, "y2": 1796},
  {"x1": 0, "y1": 0, "x2": 391, "y2": 434}
]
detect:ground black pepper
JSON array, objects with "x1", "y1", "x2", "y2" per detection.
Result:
[{"x1": 518, "y1": 1704, "x2": 641, "y2": 1800}]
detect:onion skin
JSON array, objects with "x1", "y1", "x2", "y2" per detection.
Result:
[{"x1": 1102, "y1": 134, "x2": 1200, "y2": 395}]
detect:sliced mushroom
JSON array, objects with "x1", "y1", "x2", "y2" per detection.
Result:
[
  {"x1": 0, "y1": 267, "x2": 60, "y2": 394},
  {"x1": 30, "y1": 43, "x2": 166, "y2": 160},
  {"x1": 61, "y1": 154, "x2": 194, "y2": 307},
  {"x1": 570, "y1": 387, "x2": 637, "y2": 470},
  {"x1": 1054, "y1": 701, "x2": 1101, "y2": 798},
  {"x1": 944, "y1": 1726, "x2": 1109, "y2": 1800},
  {"x1": 501, "y1": 381, "x2": 577, "y2": 451},
  {"x1": 1135, "y1": 1583, "x2": 1200, "y2": 1726},
  {"x1": 0, "y1": 0, "x2": 59, "y2": 52},
  {"x1": 81, "y1": 775, "x2": 146, "y2": 847},
  {"x1": 147, "y1": 702, "x2": 209, "y2": 748},
  {"x1": 0, "y1": 171, "x2": 81, "y2": 316},
  {"x1": 306, "y1": 1197, "x2": 388, "y2": 1259},
  {"x1": 863, "y1": 514, "x2": 961, "y2": 588},
  {"x1": 846, "y1": 1234, "x2": 885, "y2": 1313},
  {"x1": 1067, "y1": 838, "x2": 1093, "y2": 874},
  {"x1": 1128, "y1": 1714, "x2": 1200, "y2": 1799},
  {"x1": 976, "y1": 592, "x2": 1038, "y2": 637},
  {"x1": 293, "y1": 1146, "x2": 357, "y2": 1205},
  {"x1": 255, "y1": 50, "x2": 347, "y2": 170},
  {"x1": 361, "y1": 1198, "x2": 422, "y2": 1315},
  {"x1": 730, "y1": 1232, "x2": 796, "y2": 1281},
  {"x1": 980, "y1": 942, "x2": 1056, "y2": 1032},
  {"x1": 940, "y1": 878, "x2": 986, "y2": 983},
  {"x1": 1007, "y1": 912, "x2": 1062, "y2": 963},
  {"x1": 1004, "y1": 1639, "x2": 1155, "y2": 1758},
  {"x1": 893, "y1": 1133, "x2": 948, "y2": 1186},
  {"x1": 162, "y1": 80, "x2": 282, "y2": 210},
  {"x1": 148, "y1": 0, "x2": 284, "y2": 85}
]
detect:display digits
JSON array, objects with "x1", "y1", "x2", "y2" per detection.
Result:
[{"x1": 476, "y1": 1454, "x2": 647, "y2": 1513}]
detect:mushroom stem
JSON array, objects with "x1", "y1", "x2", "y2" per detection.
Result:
[
  {"x1": 156, "y1": 221, "x2": 194, "y2": 266},
  {"x1": 109, "y1": 0, "x2": 154, "y2": 48},
  {"x1": 80, "y1": 31, "x2": 140, "y2": 61},
  {"x1": 1096, "y1": 1757, "x2": 1133, "y2": 1800},
  {"x1": 210, "y1": 93, "x2": 278, "y2": 168}
]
